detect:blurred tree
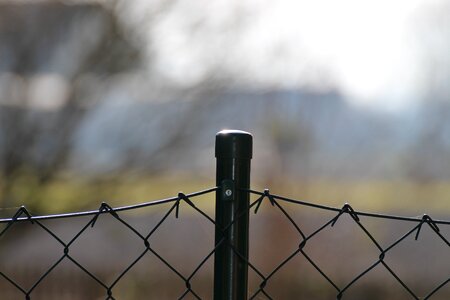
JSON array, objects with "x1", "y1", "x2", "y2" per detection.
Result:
[
  {"x1": 0, "y1": 1, "x2": 142, "y2": 207},
  {"x1": 0, "y1": 0, "x2": 249, "y2": 209},
  {"x1": 68, "y1": 0, "x2": 254, "y2": 177}
]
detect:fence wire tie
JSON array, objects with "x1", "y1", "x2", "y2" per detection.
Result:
[
  {"x1": 259, "y1": 279, "x2": 268, "y2": 289},
  {"x1": 11, "y1": 206, "x2": 34, "y2": 224},
  {"x1": 379, "y1": 251, "x2": 386, "y2": 261},
  {"x1": 175, "y1": 192, "x2": 195, "y2": 218},
  {"x1": 106, "y1": 288, "x2": 113, "y2": 298},
  {"x1": 91, "y1": 202, "x2": 118, "y2": 227},
  {"x1": 298, "y1": 239, "x2": 307, "y2": 250},
  {"x1": 254, "y1": 189, "x2": 275, "y2": 214},
  {"x1": 332, "y1": 203, "x2": 359, "y2": 227},
  {"x1": 185, "y1": 280, "x2": 192, "y2": 289},
  {"x1": 415, "y1": 214, "x2": 440, "y2": 240}
]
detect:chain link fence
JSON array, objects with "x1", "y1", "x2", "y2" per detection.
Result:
[{"x1": 1, "y1": 130, "x2": 449, "y2": 299}]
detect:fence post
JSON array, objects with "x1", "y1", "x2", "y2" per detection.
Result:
[{"x1": 214, "y1": 130, "x2": 252, "y2": 300}]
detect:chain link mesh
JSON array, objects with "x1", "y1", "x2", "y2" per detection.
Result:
[
  {"x1": 1, "y1": 187, "x2": 449, "y2": 299},
  {"x1": 245, "y1": 189, "x2": 450, "y2": 300}
]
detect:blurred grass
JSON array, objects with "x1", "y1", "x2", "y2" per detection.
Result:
[
  {"x1": 0, "y1": 173, "x2": 215, "y2": 215},
  {"x1": 1, "y1": 173, "x2": 450, "y2": 217}
]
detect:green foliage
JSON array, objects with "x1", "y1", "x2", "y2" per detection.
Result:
[
  {"x1": 1, "y1": 172, "x2": 450, "y2": 216},
  {"x1": 0, "y1": 173, "x2": 214, "y2": 215}
]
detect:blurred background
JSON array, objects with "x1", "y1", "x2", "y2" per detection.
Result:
[{"x1": 0, "y1": 0, "x2": 449, "y2": 299}]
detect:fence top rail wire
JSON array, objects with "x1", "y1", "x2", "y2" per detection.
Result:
[
  {"x1": 0, "y1": 187, "x2": 218, "y2": 223},
  {"x1": 244, "y1": 188, "x2": 450, "y2": 225},
  {"x1": 2, "y1": 186, "x2": 449, "y2": 225}
]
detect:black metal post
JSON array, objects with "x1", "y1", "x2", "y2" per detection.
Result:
[{"x1": 214, "y1": 130, "x2": 252, "y2": 300}]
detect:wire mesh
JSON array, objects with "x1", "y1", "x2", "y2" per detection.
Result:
[
  {"x1": 0, "y1": 188, "x2": 217, "y2": 300},
  {"x1": 244, "y1": 189, "x2": 450, "y2": 300},
  {"x1": 1, "y1": 187, "x2": 449, "y2": 299}
]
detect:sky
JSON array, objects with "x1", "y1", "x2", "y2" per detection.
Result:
[{"x1": 128, "y1": 0, "x2": 449, "y2": 112}]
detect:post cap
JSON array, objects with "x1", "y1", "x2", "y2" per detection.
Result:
[{"x1": 215, "y1": 130, "x2": 253, "y2": 159}]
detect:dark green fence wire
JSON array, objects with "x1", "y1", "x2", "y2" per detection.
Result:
[{"x1": 1, "y1": 187, "x2": 449, "y2": 299}]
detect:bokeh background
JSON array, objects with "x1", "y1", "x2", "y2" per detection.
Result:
[{"x1": 0, "y1": 0, "x2": 449, "y2": 299}]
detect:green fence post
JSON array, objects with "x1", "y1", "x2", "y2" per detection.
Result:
[{"x1": 214, "y1": 130, "x2": 252, "y2": 300}]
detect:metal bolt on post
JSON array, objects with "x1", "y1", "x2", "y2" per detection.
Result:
[{"x1": 214, "y1": 130, "x2": 252, "y2": 300}]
